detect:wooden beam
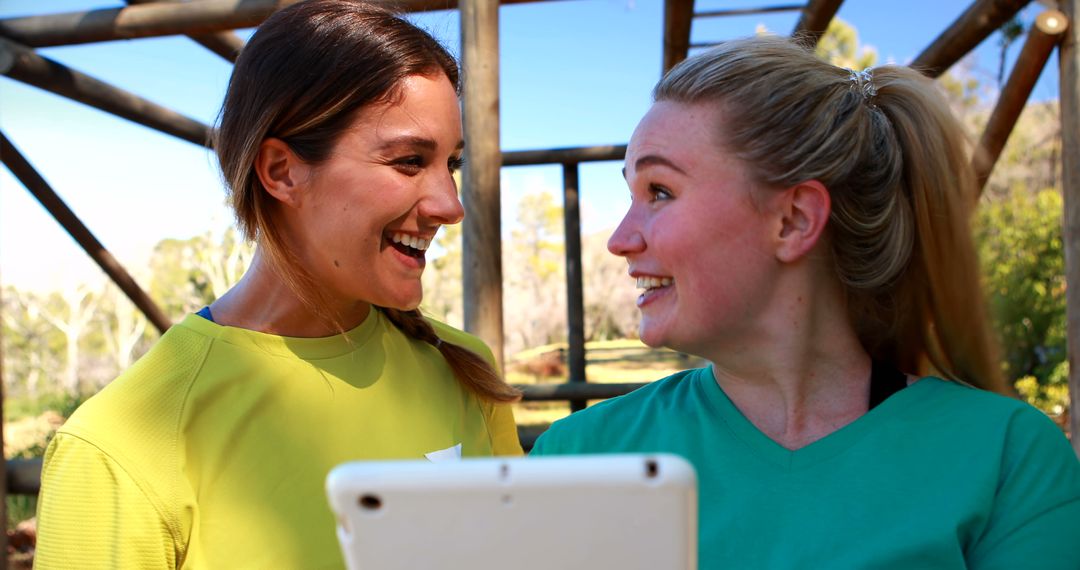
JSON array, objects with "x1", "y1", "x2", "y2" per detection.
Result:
[
  {"x1": 792, "y1": 0, "x2": 843, "y2": 46},
  {"x1": 517, "y1": 382, "x2": 647, "y2": 401},
  {"x1": 125, "y1": 0, "x2": 245, "y2": 63},
  {"x1": 461, "y1": 0, "x2": 505, "y2": 371},
  {"x1": 697, "y1": 4, "x2": 804, "y2": 19},
  {"x1": 1060, "y1": 0, "x2": 1080, "y2": 457},
  {"x1": 0, "y1": 0, "x2": 297, "y2": 48},
  {"x1": 663, "y1": 0, "x2": 694, "y2": 74},
  {"x1": 0, "y1": 37, "x2": 210, "y2": 146},
  {"x1": 912, "y1": 0, "x2": 1032, "y2": 78},
  {"x1": 0, "y1": 0, "x2": 568, "y2": 48},
  {"x1": 562, "y1": 163, "x2": 587, "y2": 412},
  {"x1": 0, "y1": 132, "x2": 173, "y2": 335},
  {"x1": 974, "y1": 10, "x2": 1068, "y2": 193},
  {"x1": 502, "y1": 144, "x2": 626, "y2": 166}
]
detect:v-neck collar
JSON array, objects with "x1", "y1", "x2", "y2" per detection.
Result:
[{"x1": 697, "y1": 366, "x2": 943, "y2": 470}]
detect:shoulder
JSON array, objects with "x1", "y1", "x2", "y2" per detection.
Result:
[
  {"x1": 908, "y1": 377, "x2": 1055, "y2": 425},
  {"x1": 532, "y1": 368, "x2": 704, "y2": 455},
  {"x1": 57, "y1": 315, "x2": 215, "y2": 496},
  {"x1": 906, "y1": 377, "x2": 1076, "y2": 466},
  {"x1": 425, "y1": 317, "x2": 496, "y2": 365},
  {"x1": 64, "y1": 319, "x2": 211, "y2": 436}
]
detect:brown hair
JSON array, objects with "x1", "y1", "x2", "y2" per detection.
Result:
[
  {"x1": 213, "y1": 0, "x2": 519, "y2": 402},
  {"x1": 655, "y1": 35, "x2": 1004, "y2": 393}
]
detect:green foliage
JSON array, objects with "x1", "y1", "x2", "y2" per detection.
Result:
[
  {"x1": 512, "y1": 192, "x2": 565, "y2": 281},
  {"x1": 814, "y1": 17, "x2": 877, "y2": 69},
  {"x1": 7, "y1": 496, "x2": 37, "y2": 531},
  {"x1": 5, "y1": 392, "x2": 88, "y2": 424},
  {"x1": 975, "y1": 190, "x2": 1067, "y2": 411},
  {"x1": 421, "y1": 223, "x2": 464, "y2": 325}
]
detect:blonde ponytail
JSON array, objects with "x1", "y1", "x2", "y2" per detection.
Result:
[{"x1": 875, "y1": 71, "x2": 1005, "y2": 392}]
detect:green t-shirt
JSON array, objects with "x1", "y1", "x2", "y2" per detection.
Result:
[
  {"x1": 35, "y1": 311, "x2": 521, "y2": 569},
  {"x1": 532, "y1": 367, "x2": 1080, "y2": 569}
]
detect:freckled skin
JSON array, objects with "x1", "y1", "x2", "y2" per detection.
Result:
[{"x1": 608, "y1": 101, "x2": 782, "y2": 356}]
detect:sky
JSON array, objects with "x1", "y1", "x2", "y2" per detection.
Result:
[{"x1": 0, "y1": 0, "x2": 1064, "y2": 292}]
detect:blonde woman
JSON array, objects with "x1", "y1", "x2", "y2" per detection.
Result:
[
  {"x1": 35, "y1": 1, "x2": 521, "y2": 567},
  {"x1": 533, "y1": 36, "x2": 1080, "y2": 568}
]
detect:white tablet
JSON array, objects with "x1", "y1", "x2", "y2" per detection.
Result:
[{"x1": 325, "y1": 454, "x2": 698, "y2": 570}]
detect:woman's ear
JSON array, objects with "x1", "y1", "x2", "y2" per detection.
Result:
[
  {"x1": 254, "y1": 138, "x2": 310, "y2": 208},
  {"x1": 774, "y1": 180, "x2": 831, "y2": 263}
]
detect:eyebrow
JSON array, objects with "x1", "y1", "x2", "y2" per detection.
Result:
[
  {"x1": 622, "y1": 154, "x2": 687, "y2": 179},
  {"x1": 377, "y1": 135, "x2": 465, "y2": 152}
]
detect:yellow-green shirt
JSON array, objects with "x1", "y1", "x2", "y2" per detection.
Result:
[{"x1": 35, "y1": 311, "x2": 521, "y2": 569}]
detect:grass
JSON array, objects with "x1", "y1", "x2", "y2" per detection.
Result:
[{"x1": 507, "y1": 340, "x2": 706, "y2": 428}]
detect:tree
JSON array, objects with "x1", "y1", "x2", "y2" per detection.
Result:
[
  {"x1": 148, "y1": 228, "x2": 254, "y2": 320},
  {"x1": 421, "y1": 223, "x2": 464, "y2": 327},
  {"x1": 39, "y1": 285, "x2": 98, "y2": 395},
  {"x1": 98, "y1": 282, "x2": 150, "y2": 373},
  {"x1": 975, "y1": 189, "x2": 1066, "y2": 411},
  {"x1": 2, "y1": 287, "x2": 63, "y2": 400},
  {"x1": 996, "y1": 17, "x2": 1024, "y2": 87},
  {"x1": 503, "y1": 191, "x2": 567, "y2": 355},
  {"x1": 815, "y1": 17, "x2": 878, "y2": 70},
  {"x1": 581, "y1": 231, "x2": 639, "y2": 341}
]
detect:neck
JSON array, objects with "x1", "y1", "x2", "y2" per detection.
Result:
[
  {"x1": 704, "y1": 272, "x2": 871, "y2": 450},
  {"x1": 208, "y1": 248, "x2": 371, "y2": 338}
]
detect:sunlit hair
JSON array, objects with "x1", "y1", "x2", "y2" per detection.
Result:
[
  {"x1": 655, "y1": 35, "x2": 1004, "y2": 393},
  {"x1": 213, "y1": 0, "x2": 519, "y2": 402}
]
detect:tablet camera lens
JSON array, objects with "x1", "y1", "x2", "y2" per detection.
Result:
[
  {"x1": 359, "y1": 494, "x2": 383, "y2": 511},
  {"x1": 645, "y1": 459, "x2": 659, "y2": 479}
]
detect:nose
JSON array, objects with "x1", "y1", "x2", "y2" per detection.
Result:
[
  {"x1": 422, "y1": 170, "x2": 465, "y2": 225},
  {"x1": 607, "y1": 206, "x2": 645, "y2": 257}
]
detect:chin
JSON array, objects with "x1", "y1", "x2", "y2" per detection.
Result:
[
  {"x1": 637, "y1": 323, "x2": 667, "y2": 349},
  {"x1": 379, "y1": 292, "x2": 423, "y2": 312}
]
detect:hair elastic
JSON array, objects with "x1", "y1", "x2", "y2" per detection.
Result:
[{"x1": 847, "y1": 67, "x2": 877, "y2": 104}]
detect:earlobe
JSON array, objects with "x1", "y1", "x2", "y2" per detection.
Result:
[
  {"x1": 775, "y1": 180, "x2": 831, "y2": 263},
  {"x1": 254, "y1": 138, "x2": 309, "y2": 207}
]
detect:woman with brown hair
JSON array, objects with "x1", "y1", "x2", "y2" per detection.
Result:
[
  {"x1": 533, "y1": 35, "x2": 1080, "y2": 568},
  {"x1": 34, "y1": 1, "x2": 520, "y2": 567}
]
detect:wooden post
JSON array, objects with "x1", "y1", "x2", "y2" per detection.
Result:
[
  {"x1": 663, "y1": 0, "x2": 694, "y2": 74},
  {"x1": 912, "y1": 0, "x2": 1032, "y2": 78},
  {"x1": 974, "y1": 10, "x2": 1068, "y2": 193},
  {"x1": 0, "y1": 285, "x2": 6, "y2": 568},
  {"x1": 0, "y1": 132, "x2": 172, "y2": 335},
  {"x1": 1061, "y1": 0, "x2": 1080, "y2": 456},
  {"x1": 0, "y1": 37, "x2": 210, "y2": 146},
  {"x1": 461, "y1": 0, "x2": 505, "y2": 370},
  {"x1": 125, "y1": 0, "x2": 246, "y2": 62},
  {"x1": 791, "y1": 0, "x2": 844, "y2": 46},
  {"x1": 562, "y1": 163, "x2": 587, "y2": 412}
]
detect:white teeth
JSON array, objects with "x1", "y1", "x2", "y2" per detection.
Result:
[
  {"x1": 390, "y1": 232, "x2": 429, "y2": 251},
  {"x1": 636, "y1": 276, "x2": 673, "y2": 290}
]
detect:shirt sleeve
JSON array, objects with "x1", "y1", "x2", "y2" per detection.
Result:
[
  {"x1": 35, "y1": 432, "x2": 178, "y2": 569},
  {"x1": 966, "y1": 406, "x2": 1080, "y2": 569},
  {"x1": 485, "y1": 402, "x2": 524, "y2": 456},
  {"x1": 529, "y1": 421, "x2": 571, "y2": 456}
]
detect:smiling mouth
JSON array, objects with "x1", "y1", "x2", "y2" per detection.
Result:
[
  {"x1": 636, "y1": 276, "x2": 674, "y2": 292},
  {"x1": 389, "y1": 232, "x2": 430, "y2": 259}
]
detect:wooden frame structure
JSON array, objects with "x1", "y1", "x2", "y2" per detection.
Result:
[{"x1": 2, "y1": 3, "x2": 1079, "y2": 557}]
